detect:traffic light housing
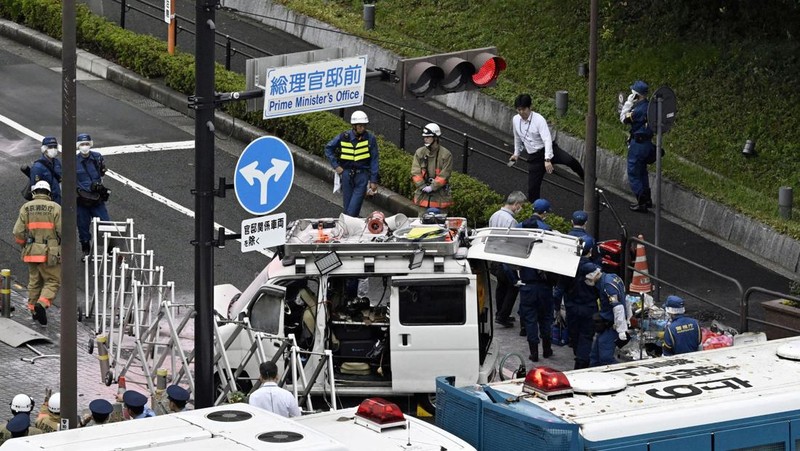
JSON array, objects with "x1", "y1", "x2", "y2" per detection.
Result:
[{"x1": 395, "y1": 47, "x2": 506, "y2": 99}]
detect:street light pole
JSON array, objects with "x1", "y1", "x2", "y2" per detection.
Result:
[
  {"x1": 193, "y1": 0, "x2": 216, "y2": 409},
  {"x1": 61, "y1": 0, "x2": 78, "y2": 429},
  {"x1": 584, "y1": 0, "x2": 599, "y2": 237}
]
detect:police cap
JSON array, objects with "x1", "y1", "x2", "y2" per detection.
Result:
[
  {"x1": 122, "y1": 391, "x2": 148, "y2": 408},
  {"x1": 89, "y1": 399, "x2": 113, "y2": 416},
  {"x1": 572, "y1": 210, "x2": 588, "y2": 225},
  {"x1": 6, "y1": 413, "x2": 31, "y2": 434},
  {"x1": 166, "y1": 385, "x2": 190, "y2": 402}
]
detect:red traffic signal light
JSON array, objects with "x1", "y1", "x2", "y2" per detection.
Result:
[{"x1": 396, "y1": 47, "x2": 506, "y2": 99}]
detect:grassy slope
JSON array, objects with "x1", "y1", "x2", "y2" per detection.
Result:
[{"x1": 275, "y1": 0, "x2": 800, "y2": 237}]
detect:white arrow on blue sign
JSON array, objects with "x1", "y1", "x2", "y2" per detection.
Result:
[{"x1": 234, "y1": 136, "x2": 295, "y2": 215}]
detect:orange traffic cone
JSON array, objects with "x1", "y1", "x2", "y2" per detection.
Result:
[{"x1": 629, "y1": 235, "x2": 652, "y2": 293}]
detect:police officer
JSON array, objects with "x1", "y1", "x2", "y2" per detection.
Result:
[
  {"x1": 76, "y1": 133, "x2": 111, "y2": 257},
  {"x1": 411, "y1": 123, "x2": 453, "y2": 211},
  {"x1": 554, "y1": 239, "x2": 600, "y2": 369},
  {"x1": 123, "y1": 391, "x2": 156, "y2": 419},
  {"x1": 324, "y1": 110, "x2": 380, "y2": 217},
  {"x1": 13, "y1": 181, "x2": 61, "y2": 326},
  {"x1": 583, "y1": 263, "x2": 630, "y2": 366},
  {"x1": 9, "y1": 394, "x2": 34, "y2": 417},
  {"x1": 30, "y1": 136, "x2": 63, "y2": 205},
  {"x1": 79, "y1": 399, "x2": 114, "y2": 427},
  {"x1": 166, "y1": 385, "x2": 190, "y2": 413},
  {"x1": 620, "y1": 80, "x2": 656, "y2": 212},
  {"x1": 0, "y1": 413, "x2": 42, "y2": 444},
  {"x1": 662, "y1": 295, "x2": 702, "y2": 356},
  {"x1": 35, "y1": 391, "x2": 60, "y2": 433},
  {"x1": 567, "y1": 210, "x2": 599, "y2": 263},
  {"x1": 519, "y1": 198, "x2": 553, "y2": 230}
]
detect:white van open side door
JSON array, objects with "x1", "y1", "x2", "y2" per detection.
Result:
[
  {"x1": 467, "y1": 228, "x2": 582, "y2": 276},
  {"x1": 389, "y1": 274, "x2": 479, "y2": 394}
]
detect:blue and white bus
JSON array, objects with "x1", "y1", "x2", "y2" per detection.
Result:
[{"x1": 436, "y1": 337, "x2": 800, "y2": 451}]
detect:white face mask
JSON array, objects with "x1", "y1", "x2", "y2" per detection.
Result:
[
  {"x1": 79, "y1": 144, "x2": 91, "y2": 155},
  {"x1": 45, "y1": 148, "x2": 59, "y2": 159}
]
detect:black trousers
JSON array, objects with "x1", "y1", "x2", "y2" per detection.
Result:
[
  {"x1": 526, "y1": 150, "x2": 545, "y2": 202},
  {"x1": 551, "y1": 144, "x2": 584, "y2": 180}
]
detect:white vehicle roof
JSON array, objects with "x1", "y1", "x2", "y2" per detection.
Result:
[
  {"x1": 484, "y1": 337, "x2": 800, "y2": 443},
  {"x1": 1, "y1": 403, "x2": 475, "y2": 451},
  {"x1": 296, "y1": 406, "x2": 474, "y2": 450}
]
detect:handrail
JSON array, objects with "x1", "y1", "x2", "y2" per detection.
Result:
[{"x1": 743, "y1": 287, "x2": 800, "y2": 336}]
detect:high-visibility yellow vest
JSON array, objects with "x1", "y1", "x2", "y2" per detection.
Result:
[{"x1": 339, "y1": 139, "x2": 371, "y2": 162}]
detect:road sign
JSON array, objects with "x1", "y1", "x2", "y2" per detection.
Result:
[
  {"x1": 263, "y1": 55, "x2": 368, "y2": 119},
  {"x1": 648, "y1": 86, "x2": 677, "y2": 133},
  {"x1": 234, "y1": 136, "x2": 295, "y2": 215},
  {"x1": 164, "y1": 0, "x2": 171, "y2": 23},
  {"x1": 241, "y1": 213, "x2": 287, "y2": 253}
]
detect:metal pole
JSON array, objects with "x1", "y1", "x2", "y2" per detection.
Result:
[
  {"x1": 194, "y1": 0, "x2": 216, "y2": 409},
  {"x1": 1, "y1": 269, "x2": 10, "y2": 318},
  {"x1": 61, "y1": 0, "x2": 78, "y2": 430},
  {"x1": 363, "y1": 3, "x2": 375, "y2": 30},
  {"x1": 167, "y1": 0, "x2": 176, "y2": 55},
  {"x1": 462, "y1": 133, "x2": 469, "y2": 174},
  {"x1": 399, "y1": 108, "x2": 406, "y2": 151},
  {"x1": 225, "y1": 37, "x2": 232, "y2": 71},
  {"x1": 120, "y1": 0, "x2": 126, "y2": 29},
  {"x1": 779, "y1": 186, "x2": 793, "y2": 220},
  {"x1": 654, "y1": 96, "x2": 663, "y2": 303},
  {"x1": 584, "y1": 0, "x2": 599, "y2": 237}
]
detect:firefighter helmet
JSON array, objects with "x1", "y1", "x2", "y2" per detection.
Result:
[
  {"x1": 32, "y1": 180, "x2": 51, "y2": 193},
  {"x1": 48, "y1": 393, "x2": 61, "y2": 415}
]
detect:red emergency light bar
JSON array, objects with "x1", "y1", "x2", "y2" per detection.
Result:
[
  {"x1": 522, "y1": 366, "x2": 573, "y2": 400},
  {"x1": 354, "y1": 398, "x2": 407, "y2": 432}
]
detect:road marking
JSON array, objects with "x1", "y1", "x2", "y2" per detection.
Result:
[
  {"x1": 96, "y1": 141, "x2": 195, "y2": 155},
  {"x1": 0, "y1": 114, "x2": 271, "y2": 258}
]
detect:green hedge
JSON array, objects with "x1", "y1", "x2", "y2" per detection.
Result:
[{"x1": 0, "y1": 0, "x2": 588, "y2": 230}]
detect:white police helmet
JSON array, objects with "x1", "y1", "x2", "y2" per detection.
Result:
[{"x1": 10, "y1": 394, "x2": 34, "y2": 415}]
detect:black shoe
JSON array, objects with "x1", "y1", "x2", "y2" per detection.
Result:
[
  {"x1": 542, "y1": 339, "x2": 553, "y2": 358},
  {"x1": 34, "y1": 304, "x2": 47, "y2": 325},
  {"x1": 519, "y1": 327, "x2": 527, "y2": 337},
  {"x1": 529, "y1": 343, "x2": 539, "y2": 362},
  {"x1": 495, "y1": 318, "x2": 513, "y2": 328},
  {"x1": 629, "y1": 203, "x2": 648, "y2": 212}
]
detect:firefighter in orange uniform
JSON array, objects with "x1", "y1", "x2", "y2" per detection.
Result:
[
  {"x1": 411, "y1": 123, "x2": 453, "y2": 211},
  {"x1": 13, "y1": 180, "x2": 62, "y2": 326}
]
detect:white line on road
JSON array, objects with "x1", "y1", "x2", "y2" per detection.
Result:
[{"x1": 96, "y1": 141, "x2": 195, "y2": 155}]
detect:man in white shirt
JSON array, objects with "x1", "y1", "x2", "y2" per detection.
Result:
[
  {"x1": 248, "y1": 361, "x2": 301, "y2": 417},
  {"x1": 489, "y1": 191, "x2": 528, "y2": 328},
  {"x1": 509, "y1": 94, "x2": 554, "y2": 203}
]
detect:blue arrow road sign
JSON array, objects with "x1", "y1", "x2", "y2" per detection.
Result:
[{"x1": 234, "y1": 136, "x2": 295, "y2": 215}]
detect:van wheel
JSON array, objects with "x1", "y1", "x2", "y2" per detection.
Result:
[{"x1": 414, "y1": 393, "x2": 436, "y2": 417}]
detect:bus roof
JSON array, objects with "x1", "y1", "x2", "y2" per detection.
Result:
[{"x1": 485, "y1": 337, "x2": 800, "y2": 442}]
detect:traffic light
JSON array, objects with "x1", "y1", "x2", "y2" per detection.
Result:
[{"x1": 395, "y1": 47, "x2": 506, "y2": 99}]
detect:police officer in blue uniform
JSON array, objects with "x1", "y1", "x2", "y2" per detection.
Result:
[
  {"x1": 555, "y1": 240, "x2": 600, "y2": 369},
  {"x1": 75, "y1": 133, "x2": 111, "y2": 256},
  {"x1": 620, "y1": 80, "x2": 656, "y2": 212},
  {"x1": 80, "y1": 399, "x2": 114, "y2": 427},
  {"x1": 567, "y1": 210, "x2": 599, "y2": 263},
  {"x1": 662, "y1": 295, "x2": 702, "y2": 356},
  {"x1": 30, "y1": 136, "x2": 63, "y2": 205},
  {"x1": 123, "y1": 391, "x2": 156, "y2": 419},
  {"x1": 166, "y1": 385, "x2": 190, "y2": 413},
  {"x1": 584, "y1": 262, "x2": 629, "y2": 366},
  {"x1": 518, "y1": 198, "x2": 552, "y2": 230},
  {"x1": 324, "y1": 110, "x2": 380, "y2": 217}
]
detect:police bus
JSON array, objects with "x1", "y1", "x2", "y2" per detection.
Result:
[
  {"x1": 435, "y1": 337, "x2": 800, "y2": 451},
  {"x1": 1, "y1": 398, "x2": 475, "y2": 450}
]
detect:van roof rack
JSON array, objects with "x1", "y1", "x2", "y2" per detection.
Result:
[{"x1": 283, "y1": 214, "x2": 468, "y2": 257}]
